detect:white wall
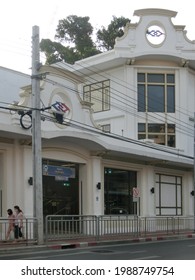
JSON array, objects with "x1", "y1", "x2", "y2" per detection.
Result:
[{"x1": 0, "y1": 67, "x2": 30, "y2": 103}]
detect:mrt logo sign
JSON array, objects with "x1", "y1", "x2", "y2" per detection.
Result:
[{"x1": 52, "y1": 101, "x2": 70, "y2": 113}]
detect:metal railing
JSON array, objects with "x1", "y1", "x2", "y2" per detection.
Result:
[
  {"x1": 0, "y1": 217, "x2": 38, "y2": 244},
  {"x1": 1, "y1": 215, "x2": 194, "y2": 244},
  {"x1": 45, "y1": 215, "x2": 97, "y2": 242},
  {"x1": 45, "y1": 215, "x2": 195, "y2": 242}
]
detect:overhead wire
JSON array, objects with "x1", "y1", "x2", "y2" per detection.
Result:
[
  {"x1": 1, "y1": 33, "x2": 193, "y2": 139},
  {"x1": 42, "y1": 69, "x2": 194, "y2": 139},
  {"x1": 0, "y1": 93, "x2": 193, "y2": 160},
  {"x1": 0, "y1": 29, "x2": 194, "y2": 155},
  {"x1": 39, "y1": 110, "x2": 193, "y2": 160},
  {"x1": 65, "y1": 60, "x2": 194, "y2": 135}
]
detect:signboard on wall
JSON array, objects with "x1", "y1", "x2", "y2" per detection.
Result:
[{"x1": 43, "y1": 164, "x2": 75, "y2": 178}]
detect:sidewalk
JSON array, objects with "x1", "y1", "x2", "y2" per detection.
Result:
[{"x1": 1, "y1": 231, "x2": 195, "y2": 253}]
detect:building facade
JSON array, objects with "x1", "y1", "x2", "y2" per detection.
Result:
[{"x1": 0, "y1": 9, "x2": 195, "y2": 219}]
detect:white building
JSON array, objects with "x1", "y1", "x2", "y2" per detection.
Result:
[{"x1": 0, "y1": 9, "x2": 195, "y2": 219}]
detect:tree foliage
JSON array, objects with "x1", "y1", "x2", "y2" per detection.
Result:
[
  {"x1": 40, "y1": 15, "x2": 130, "y2": 65},
  {"x1": 97, "y1": 16, "x2": 130, "y2": 51}
]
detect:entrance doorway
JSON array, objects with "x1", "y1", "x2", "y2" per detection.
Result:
[
  {"x1": 42, "y1": 160, "x2": 79, "y2": 216},
  {"x1": 104, "y1": 167, "x2": 137, "y2": 215}
]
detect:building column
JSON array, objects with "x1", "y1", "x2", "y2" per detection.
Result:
[
  {"x1": 90, "y1": 156, "x2": 102, "y2": 215},
  {"x1": 139, "y1": 166, "x2": 155, "y2": 216},
  {"x1": 80, "y1": 156, "x2": 102, "y2": 216}
]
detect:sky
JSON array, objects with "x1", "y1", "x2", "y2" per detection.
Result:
[{"x1": 1, "y1": 0, "x2": 195, "y2": 74}]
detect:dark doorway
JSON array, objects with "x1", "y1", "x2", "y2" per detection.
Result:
[
  {"x1": 104, "y1": 168, "x2": 137, "y2": 215},
  {"x1": 42, "y1": 160, "x2": 79, "y2": 217}
]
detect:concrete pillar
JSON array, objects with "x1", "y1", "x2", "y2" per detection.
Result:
[
  {"x1": 79, "y1": 156, "x2": 102, "y2": 216},
  {"x1": 87, "y1": 156, "x2": 102, "y2": 215},
  {"x1": 139, "y1": 166, "x2": 155, "y2": 216}
]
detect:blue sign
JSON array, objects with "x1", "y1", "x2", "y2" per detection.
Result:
[{"x1": 43, "y1": 164, "x2": 75, "y2": 178}]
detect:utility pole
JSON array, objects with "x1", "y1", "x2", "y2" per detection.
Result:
[
  {"x1": 31, "y1": 25, "x2": 44, "y2": 244},
  {"x1": 194, "y1": 112, "x2": 195, "y2": 232},
  {"x1": 189, "y1": 114, "x2": 195, "y2": 232}
]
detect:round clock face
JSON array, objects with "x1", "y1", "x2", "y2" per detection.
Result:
[{"x1": 146, "y1": 24, "x2": 166, "y2": 46}]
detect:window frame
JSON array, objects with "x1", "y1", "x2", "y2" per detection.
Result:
[
  {"x1": 155, "y1": 174, "x2": 182, "y2": 216},
  {"x1": 138, "y1": 73, "x2": 175, "y2": 113},
  {"x1": 83, "y1": 80, "x2": 110, "y2": 113},
  {"x1": 138, "y1": 123, "x2": 175, "y2": 147}
]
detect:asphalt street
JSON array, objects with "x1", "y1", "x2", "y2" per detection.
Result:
[{"x1": 0, "y1": 238, "x2": 195, "y2": 260}]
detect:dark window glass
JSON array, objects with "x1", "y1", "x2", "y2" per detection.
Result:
[
  {"x1": 148, "y1": 74, "x2": 164, "y2": 83},
  {"x1": 138, "y1": 123, "x2": 146, "y2": 132},
  {"x1": 168, "y1": 124, "x2": 175, "y2": 133},
  {"x1": 104, "y1": 168, "x2": 137, "y2": 215},
  {"x1": 148, "y1": 85, "x2": 164, "y2": 112},
  {"x1": 167, "y1": 135, "x2": 175, "y2": 147},
  {"x1": 138, "y1": 134, "x2": 146, "y2": 140},
  {"x1": 148, "y1": 124, "x2": 165, "y2": 133},
  {"x1": 138, "y1": 73, "x2": 145, "y2": 82},
  {"x1": 138, "y1": 84, "x2": 145, "y2": 112},
  {"x1": 167, "y1": 74, "x2": 175, "y2": 83},
  {"x1": 167, "y1": 86, "x2": 175, "y2": 113}
]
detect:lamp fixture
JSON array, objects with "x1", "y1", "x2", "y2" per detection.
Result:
[
  {"x1": 28, "y1": 177, "x2": 33, "y2": 185},
  {"x1": 150, "y1": 187, "x2": 155, "y2": 194},
  {"x1": 96, "y1": 182, "x2": 101, "y2": 190}
]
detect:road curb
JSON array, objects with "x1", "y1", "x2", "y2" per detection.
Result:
[
  {"x1": 1, "y1": 233, "x2": 195, "y2": 253},
  {"x1": 46, "y1": 233, "x2": 195, "y2": 250}
]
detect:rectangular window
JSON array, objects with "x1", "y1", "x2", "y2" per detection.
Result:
[
  {"x1": 138, "y1": 73, "x2": 175, "y2": 113},
  {"x1": 101, "y1": 124, "x2": 111, "y2": 133},
  {"x1": 138, "y1": 123, "x2": 175, "y2": 147},
  {"x1": 138, "y1": 84, "x2": 145, "y2": 112},
  {"x1": 155, "y1": 174, "x2": 182, "y2": 216},
  {"x1": 148, "y1": 85, "x2": 164, "y2": 112},
  {"x1": 83, "y1": 80, "x2": 110, "y2": 113},
  {"x1": 167, "y1": 85, "x2": 175, "y2": 113}
]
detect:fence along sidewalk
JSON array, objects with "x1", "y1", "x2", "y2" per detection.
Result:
[
  {"x1": 0, "y1": 217, "x2": 37, "y2": 244},
  {"x1": 45, "y1": 215, "x2": 195, "y2": 242}
]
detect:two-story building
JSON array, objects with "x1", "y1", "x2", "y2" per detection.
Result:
[{"x1": 1, "y1": 9, "x2": 195, "y2": 219}]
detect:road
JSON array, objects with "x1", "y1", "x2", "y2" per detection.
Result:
[{"x1": 0, "y1": 238, "x2": 195, "y2": 260}]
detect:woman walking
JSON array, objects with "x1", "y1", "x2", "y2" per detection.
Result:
[
  {"x1": 5, "y1": 209, "x2": 15, "y2": 240},
  {"x1": 14, "y1": 205, "x2": 24, "y2": 241}
]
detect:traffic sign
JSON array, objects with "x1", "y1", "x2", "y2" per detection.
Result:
[{"x1": 133, "y1": 187, "x2": 140, "y2": 197}]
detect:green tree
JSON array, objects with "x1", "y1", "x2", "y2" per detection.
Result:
[
  {"x1": 40, "y1": 15, "x2": 130, "y2": 65},
  {"x1": 55, "y1": 15, "x2": 100, "y2": 59},
  {"x1": 39, "y1": 39, "x2": 77, "y2": 65},
  {"x1": 96, "y1": 16, "x2": 130, "y2": 51}
]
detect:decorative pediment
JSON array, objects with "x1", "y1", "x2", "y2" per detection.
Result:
[{"x1": 114, "y1": 8, "x2": 195, "y2": 65}]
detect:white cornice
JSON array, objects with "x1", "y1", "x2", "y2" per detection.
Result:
[{"x1": 134, "y1": 8, "x2": 177, "y2": 18}]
